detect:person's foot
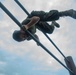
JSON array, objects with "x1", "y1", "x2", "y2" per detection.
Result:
[
  {"x1": 67, "y1": 9, "x2": 76, "y2": 19},
  {"x1": 52, "y1": 21, "x2": 60, "y2": 28}
]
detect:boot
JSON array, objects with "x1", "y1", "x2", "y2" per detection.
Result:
[
  {"x1": 52, "y1": 21, "x2": 60, "y2": 28},
  {"x1": 59, "y1": 9, "x2": 76, "y2": 19}
]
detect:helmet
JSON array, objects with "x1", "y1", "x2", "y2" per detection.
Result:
[{"x1": 12, "y1": 30, "x2": 25, "y2": 42}]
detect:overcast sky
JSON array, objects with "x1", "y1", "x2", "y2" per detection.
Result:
[{"x1": 0, "y1": 0, "x2": 76, "y2": 75}]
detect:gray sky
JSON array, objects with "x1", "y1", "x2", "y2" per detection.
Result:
[{"x1": 0, "y1": 0, "x2": 76, "y2": 75}]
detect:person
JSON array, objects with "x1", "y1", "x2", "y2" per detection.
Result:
[
  {"x1": 12, "y1": 9, "x2": 76, "y2": 45},
  {"x1": 13, "y1": 16, "x2": 40, "y2": 42}
]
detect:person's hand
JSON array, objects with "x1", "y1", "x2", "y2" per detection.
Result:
[{"x1": 21, "y1": 25, "x2": 27, "y2": 31}]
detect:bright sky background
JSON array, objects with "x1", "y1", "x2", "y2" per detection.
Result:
[{"x1": 0, "y1": 0, "x2": 76, "y2": 75}]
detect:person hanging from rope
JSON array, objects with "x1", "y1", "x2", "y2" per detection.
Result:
[
  {"x1": 13, "y1": 16, "x2": 59, "y2": 45},
  {"x1": 12, "y1": 9, "x2": 76, "y2": 45}
]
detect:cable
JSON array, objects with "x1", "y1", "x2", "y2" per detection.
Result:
[
  {"x1": 42, "y1": 30, "x2": 69, "y2": 62},
  {"x1": 14, "y1": 0, "x2": 30, "y2": 16}
]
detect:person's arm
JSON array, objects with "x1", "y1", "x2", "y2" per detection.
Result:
[
  {"x1": 21, "y1": 18, "x2": 30, "y2": 25},
  {"x1": 23, "y1": 16, "x2": 40, "y2": 30}
]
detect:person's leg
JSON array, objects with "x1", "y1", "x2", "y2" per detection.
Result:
[
  {"x1": 30, "y1": 10, "x2": 60, "y2": 21},
  {"x1": 37, "y1": 21, "x2": 55, "y2": 34},
  {"x1": 44, "y1": 10, "x2": 60, "y2": 21},
  {"x1": 37, "y1": 22, "x2": 53, "y2": 33},
  {"x1": 59, "y1": 9, "x2": 76, "y2": 19}
]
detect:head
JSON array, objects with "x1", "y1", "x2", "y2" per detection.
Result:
[{"x1": 12, "y1": 30, "x2": 28, "y2": 42}]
